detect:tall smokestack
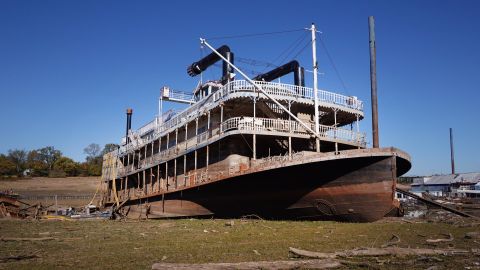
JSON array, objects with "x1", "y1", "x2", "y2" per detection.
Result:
[
  {"x1": 368, "y1": 16, "x2": 379, "y2": 148},
  {"x1": 450, "y1": 128, "x2": 455, "y2": 174},
  {"x1": 126, "y1": 108, "x2": 133, "y2": 144}
]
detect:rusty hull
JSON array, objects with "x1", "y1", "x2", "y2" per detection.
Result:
[{"x1": 120, "y1": 147, "x2": 410, "y2": 222}]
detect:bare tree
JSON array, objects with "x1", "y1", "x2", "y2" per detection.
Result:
[
  {"x1": 84, "y1": 143, "x2": 101, "y2": 161},
  {"x1": 7, "y1": 149, "x2": 27, "y2": 176}
]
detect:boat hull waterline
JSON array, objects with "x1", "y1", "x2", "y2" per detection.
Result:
[{"x1": 113, "y1": 148, "x2": 410, "y2": 222}]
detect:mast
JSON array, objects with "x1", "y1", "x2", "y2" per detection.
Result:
[{"x1": 310, "y1": 23, "x2": 320, "y2": 152}]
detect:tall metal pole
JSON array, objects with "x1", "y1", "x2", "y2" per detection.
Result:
[
  {"x1": 450, "y1": 128, "x2": 455, "y2": 174},
  {"x1": 311, "y1": 23, "x2": 320, "y2": 152},
  {"x1": 368, "y1": 16, "x2": 379, "y2": 148}
]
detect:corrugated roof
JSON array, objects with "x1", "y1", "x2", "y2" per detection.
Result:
[
  {"x1": 413, "y1": 172, "x2": 480, "y2": 186},
  {"x1": 425, "y1": 174, "x2": 457, "y2": 185}
]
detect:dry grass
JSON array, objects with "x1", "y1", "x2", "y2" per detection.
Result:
[
  {"x1": 0, "y1": 177, "x2": 99, "y2": 207},
  {"x1": 1, "y1": 218, "x2": 480, "y2": 269}
]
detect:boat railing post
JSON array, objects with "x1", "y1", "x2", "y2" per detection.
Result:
[
  {"x1": 165, "y1": 161, "x2": 168, "y2": 191},
  {"x1": 184, "y1": 154, "x2": 187, "y2": 187},
  {"x1": 220, "y1": 104, "x2": 224, "y2": 134},
  {"x1": 185, "y1": 123, "x2": 188, "y2": 150},
  {"x1": 253, "y1": 96, "x2": 256, "y2": 161},
  {"x1": 175, "y1": 128, "x2": 178, "y2": 154},
  {"x1": 174, "y1": 158, "x2": 177, "y2": 189}
]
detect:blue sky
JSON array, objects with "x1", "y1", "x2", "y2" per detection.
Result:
[{"x1": 0, "y1": 0, "x2": 479, "y2": 176}]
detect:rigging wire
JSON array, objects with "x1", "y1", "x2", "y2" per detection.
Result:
[
  {"x1": 318, "y1": 33, "x2": 349, "y2": 94},
  {"x1": 263, "y1": 31, "x2": 308, "y2": 72},
  {"x1": 276, "y1": 32, "x2": 309, "y2": 66},
  {"x1": 207, "y1": 28, "x2": 304, "y2": 40},
  {"x1": 290, "y1": 38, "x2": 312, "y2": 61}
]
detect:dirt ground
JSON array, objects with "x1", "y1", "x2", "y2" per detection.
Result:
[
  {"x1": 0, "y1": 177, "x2": 99, "y2": 207},
  {"x1": 1, "y1": 218, "x2": 480, "y2": 269}
]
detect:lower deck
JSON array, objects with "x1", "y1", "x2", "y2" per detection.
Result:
[{"x1": 103, "y1": 147, "x2": 411, "y2": 222}]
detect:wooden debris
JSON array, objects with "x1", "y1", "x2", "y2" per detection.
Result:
[
  {"x1": 1, "y1": 237, "x2": 55, "y2": 242},
  {"x1": 426, "y1": 233, "x2": 454, "y2": 243},
  {"x1": 0, "y1": 254, "x2": 40, "y2": 263},
  {"x1": 465, "y1": 232, "x2": 480, "y2": 239},
  {"x1": 152, "y1": 259, "x2": 341, "y2": 269},
  {"x1": 381, "y1": 234, "x2": 401, "y2": 247},
  {"x1": 288, "y1": 247, "x2": 469, "y2": 259}
]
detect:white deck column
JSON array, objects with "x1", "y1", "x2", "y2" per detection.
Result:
[{"x1": 253, "y1": 96, "x2": 256, "y2": 160}]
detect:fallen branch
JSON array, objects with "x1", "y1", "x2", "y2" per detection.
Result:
[
  {"x1": 0, "y1": 254, "x2": 39, "y2": 263},
  {"x1": 152, "y1": 259, "x2": 341, "y2": 269},
  {"x1": 426, "y1": 233, "x2": 454, "y2": 243},
  {"x1": 288, "y1": 247, "x2": 469, "y2": 259},
  {"x1": 381, "y1": 234, "x2": 401, "y2": 247},
  {"x1": 1, "y1": 237, "x2": 55, "y2": 242}
]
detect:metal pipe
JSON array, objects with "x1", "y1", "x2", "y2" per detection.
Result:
[
  {"x1": 252, "y1": 60, "x2": 305, "y2": 87},
  {"x1": 126, "y1": 108, "x2": 133, "y2": 144},
  {"x1": 369, "y1": 16, "x2": 379, "y2": 148},
  {"x1": 450, "y1": 128, "x2": 455, "y2": 174},
  {"x1": 187, "y1": 45, "x2": 233, "y2": 83},
  {"x1": 200, "y1": 38, "x2": 321, "y2": 139}
]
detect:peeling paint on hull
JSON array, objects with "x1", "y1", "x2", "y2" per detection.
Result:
[{"x1": 121, "y1": 148, "x2": 411, "y2": 222}]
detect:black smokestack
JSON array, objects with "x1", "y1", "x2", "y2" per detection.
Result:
[
  {"x1": 253, "y1": 60, "x2": 305, "y2": 87},
  {"x1": 126, "y1": 108, "x2": 132, "y2": 144},
  {"x1": 187, "y1": 45, "x2": 234, "y2": 83}
]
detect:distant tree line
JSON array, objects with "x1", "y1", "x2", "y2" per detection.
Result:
[{"x1": 0, "y1": 143, "x2": 118, "y2": 178}]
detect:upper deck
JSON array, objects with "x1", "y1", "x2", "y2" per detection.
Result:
[{"x1": 117, "y1": 80, "x2": 365, "y2": 157}]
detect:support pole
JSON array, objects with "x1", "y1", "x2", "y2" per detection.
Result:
[
  {"x1": 288, "y1": 101, "x2": 292, "y2": 158},
  {"x1": 334, "y1": 109, "x2": 338, "y2": 153},
  {"x1": 157, "y1": 165, "x2": 160, "y2": 192},
  {"x1": 310, "y1": 23, "x2": 320, "y2": 152},
  {"x1": 253, "y1": 96, "x2": 256, "y2": 160},
  {"x1": 143, "y1": 170, "x2": 146, "y2": 195},
  {"x1": 175, "y1": 128, "x2": 178, "y2": 153},
  {"x1": 185, "y1": 124, "x2": 188, "y2": 150},
  {"x1": 450, "y1": 128, "x2": 455, "y2": 174},
  {"x1": 369, "y1": 16, "x2": 379, "y2": 148},
  {"x1": 165, "y1": 162, "x2": 168, "y2": 191},
  {"x1": 183, "y1": 155, "x2": 187, "y2": 186},
  {"x1": 125, "y1": 176, "x2": 128, "y2": 197},
  {"x1": 174, "y1": 158, "x2": 177, "y2": 189},
  {"x1": 206, "y1": 111, "x2": 210, "y2": 170},
  {"x1": 220, "y1": 104, "x2": 224, "y2": 133}
]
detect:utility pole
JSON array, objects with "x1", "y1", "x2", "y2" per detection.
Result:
[
  {"x1": 450, "y1": 128, "x2": 455, "y2": 174},
  {"x1": 368, "y1": 16, "x2": 379, "y2": 148}
]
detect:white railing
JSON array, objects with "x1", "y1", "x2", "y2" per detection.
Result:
[
  {"x1": 114, "y1": 116, "x2": 365, "y2": 178},
  {"x1": 221, "y1": 117, "x2": 366, "y2": 146},
  {"x1": 220, "y1": 80, "x2": 363, "y2": 111},
  {"x1": 164, "y1": 90, "x2": 195, "y2": 103},
  {"x1": 113, "y1": 80, "x2": 364, "y2": 158}
]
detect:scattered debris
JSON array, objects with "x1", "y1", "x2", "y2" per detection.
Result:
[
  {"x1": 225, "y1": 220, "x2": 234, "y2": 226},
  {"x1": 426, "y1": 233, "x2": 454, "y2": 243},
  {"x1": 152, "y1": 259, "x2": 341, "y2": 270},
  {"x1": 288, "y1": 246, "x2": 469, "y2": 259},
  {"x1": 0, "y1": 254, "x2": 40, "y2": 263},
  {"x1": 1, "y1": 237, "x2": 55, "y2": 242},
  {"x1": 252, "y1": 249, "x2": 261, "y2": 255},
  {"x1": 465, "y1": 232, "x2": 480, "y2": 239},
  {"x1": 381, "y1": 234, "x2": 401, "y2": 247}
]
